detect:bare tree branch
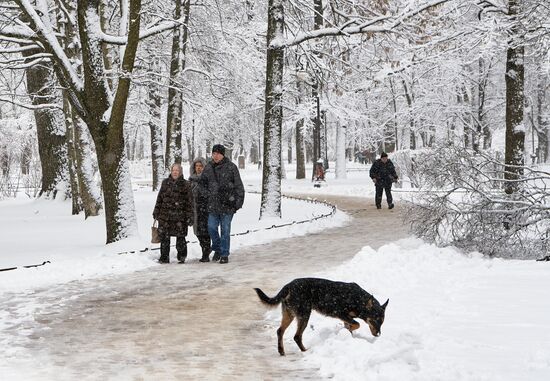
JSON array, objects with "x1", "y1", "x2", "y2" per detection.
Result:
[{"x1": 0, "y1": 96, "x2": 63, "y2": 110}]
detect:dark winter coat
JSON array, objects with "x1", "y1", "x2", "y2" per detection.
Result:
[
  {"x1": 153, "y1": 175, "x2": 194, "y2": 237},
  {"x1": 370, "y1": 159, "x2": 398, "y2": 187},
  {"x1": 189, "y1": 158, "x2": 209, "y2": 237},
  {"x1": 200, "y1": 157, "x2": 245, "y2": 214}
]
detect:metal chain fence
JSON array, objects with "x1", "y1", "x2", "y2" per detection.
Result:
[{"x1": 0, "y1": 193, "x2": 337, "y2": 272}]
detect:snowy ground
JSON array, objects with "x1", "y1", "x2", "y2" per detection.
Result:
[
  {"x1": 0, "y1": 162, "x2": 355, "y2": 295},
  {"x1": 0, "y1": 193, "x2": 347, "y2": 294},
  {"x1": 0, "y1": 158, "x2": 431, "y2": 294},
  {"x1": 263, "y1": 238, "x2": 550, "y2": 381},
  {"x1": 2, "y1": 160, "x2": 549, "y2": 380}
]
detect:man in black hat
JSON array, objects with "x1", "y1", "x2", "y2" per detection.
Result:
[
  {"x1": 200, "y1": 144, "x2": 245, "y2": 263},
  {"x1": 369, "y1": 152, "x2": 398, "y2": 209}
]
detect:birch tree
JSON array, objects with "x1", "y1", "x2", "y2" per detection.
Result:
[
  {"x1": 165, "y1": 0, "x2": 191, "y2": 168},
  {"x1": 146, "y1": 59, "x2": 164, "y2": 191},
  {"x1": 335, "y1": 122, "x2": 346, "y2": 179},
  {"x1": 260, "y1": 0, "x2": 284, "y2": 218}
]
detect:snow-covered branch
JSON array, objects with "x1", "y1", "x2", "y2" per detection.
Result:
[
  {"x1": 401, "y1": 146, "x2": 550, "y2": 258},
  {"x1": 0, "y1": 25, "x2": 37, "y2": 41},
  {"x1": 273, "y1": 0, "x2": 455, "y2": 48},
  {"x1": 0, "y1": 97, "x2": 62, "y2": 111},
  {"x1": 0, "y1": 44, "x2": 43, "y2": 54},
  {"x1": 0, "y1": 52, "x2": 51, "y2": 63},
  {"x1": 13, "y1": 0, "x2": 84, "y2": 91},
  {"x1": 98, "y1": 17, "x2": 189, "y2": 45}
]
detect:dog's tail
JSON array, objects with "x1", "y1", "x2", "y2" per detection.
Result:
[{"x1": 254, "y1": 285, "x2": 289, "y2": 307}]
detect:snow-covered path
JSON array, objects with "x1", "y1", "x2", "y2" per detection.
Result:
[{"x1": 0, "y1": 195, "x2": 408, "y2": 380}]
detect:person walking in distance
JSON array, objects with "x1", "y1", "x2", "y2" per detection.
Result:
[
  {"x1": 369, "y1": 152, "x2": 398, "y2": 210},
  {"x1": 153, "y1": 163, "x2": 194, "y2": 263},
  {"x1": 189, "y1": 157, "x2": 212, "y2": 262},
  {"x1": 200, "y1": 144, "x2": 245, "y2": 264}
]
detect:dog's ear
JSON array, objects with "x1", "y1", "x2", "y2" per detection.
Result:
[{"x1": 381, "y1": 299, "x2": 389, "y2": 310}]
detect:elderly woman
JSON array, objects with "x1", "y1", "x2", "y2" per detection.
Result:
[
  {"x1": 153, "y1": 163, "x2": 194, "y2": 263},
  {"x1": 189, "y1": 157, "x2": 212, "y2": 262}
]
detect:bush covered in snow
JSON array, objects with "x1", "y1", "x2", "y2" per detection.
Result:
[{"x1": 404, "y1": 144, "x2": 549, "y2": 259}]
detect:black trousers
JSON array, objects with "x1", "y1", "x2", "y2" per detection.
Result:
[
  {"x1": 197, "y1": 234, "x2": 212, "y2": 256},
  {"x1": 159, "y1": 235, "x2": 187, "y2": 262},
  {"x1": 375, "y1": 184, "x2": 393, "y2": 207}
]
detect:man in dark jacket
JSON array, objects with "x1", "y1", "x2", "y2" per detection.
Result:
[
  {"x1": 153, "y1": 163, "x2": 194, "y2": 263},
  {"x1": 200, "y1": 144, "x2": 245, "y2": 264},
  {"x1": 369, "y1": 152, "x2": 398, "y2": 210}
]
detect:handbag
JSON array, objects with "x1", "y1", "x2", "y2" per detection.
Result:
[{"x1": 151, "y1": 220, "x2": 161, "y2": 244}]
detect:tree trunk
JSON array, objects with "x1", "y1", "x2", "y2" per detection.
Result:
[
  {"x1": 478, "y1": 57, "x2": 492, "y2": 149},
  {"x1": 63, "y1": 94, "x2": 102, "y2": 217},
  {"x1": 77, "y1": 0, "x2": 141, "y2": 242},
  {"x1": 504, "y1": 0, "x2": 525, "y2": 194},
  {"x1": 65, "y1": 97, "x2": 82, "y2": 215},
  {"x1": 287, "y1": 131, "x2": 293, "y2": 164},
  {"x1": 250, "y1": 140, "x2": 259, "y2": 164},
  {"x1": 100, "y1": 0, "x2": 115, "y2": 91},
  {"x1": 310, "y1": 0, "x2": 323, "y2": 163},
  {"x1": 147, "y1": 64, "x2": 165, "y2": 191},
  {"x1": 23, "y1": 50, "x2": 68, "y2": 199},
  {"x1": 186, "y1": 137, "x2": 193, "y2": 164},
  {"x1": 536, "y1": 77, "x2": 548, "y2": 162},
  {"x1": 57, "y1": 0, "x2": 102, "y2": 216},
  {"x1": 165, "y1": 0, "x2": 191, "y2": 168},
  {"x1": 462, "y1": 85, "x2": 472, "y2": 149},
  {"x1": 260, "y1": 0, "x2": 284, "y2": 218},
  {"x1": 71, "y1": 111, "x2": 103, "y2": 217},
  {"x1": 388, "y1": 77, "x2": 399, "y2": 150},
  {"x1": 402, "y1": 80, "x2": 415, "y2": 150},
  {"x1": 335, "y1": 121, "x2": 346, "y2": 179},
  {"x1": 295, "y1": 119, "x2": 306, "y2": 179},
  {"x1": 295, "y1": 66, "x2": 306, "y2": 179},
  {"x1": 305, "y1": 141, "x2": 312, "y2": 163}
]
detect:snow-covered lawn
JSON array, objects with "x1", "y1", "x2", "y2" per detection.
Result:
[
  {"x1": 0, "y1": 185, "x2": 348, "y2": 295},
  {"x1": 3, "y1": 162, "x2": 549, "y2": 380},
  {"x1": 261, "y1": 238, "x2": 550, "y2": 380},
  {"x1": 4, "y1": 162, "x2": 380, "y2": 295}
]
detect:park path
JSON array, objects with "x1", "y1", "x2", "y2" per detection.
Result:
[{"x1": 0, "y1": 195, "x2": 409, "y2": 381}]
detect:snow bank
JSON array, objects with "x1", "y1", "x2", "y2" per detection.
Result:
[{"x1": 264, "y1": 238, "x2": 550, "y2": 380}]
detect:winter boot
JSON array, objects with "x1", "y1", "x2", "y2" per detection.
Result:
[
  {"x1": 212, "y1": 252, "x2": 221, "y2": 262},
  {"x1": 177, "y1": 248, "x2": 187, "y2": 264},
  {"x1": 199, "y1": 248, "x2": 211, "y2": 263},
  {"x1": 388, "y1": 203, "x2": 394, "y2": 210},
  {"x1": 219, "y1": 256, "x2": 229, "y2": 264},
  {"x1": 176, "y1": 237, "x2": 187, "y2": 263},
  {"x1": 159, "y1": 236, "x2": 171, "y2": 263}
]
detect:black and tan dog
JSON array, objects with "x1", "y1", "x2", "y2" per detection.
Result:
[{"x1": 255, "y1": 277, "x2": 388, "y2": 356}]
